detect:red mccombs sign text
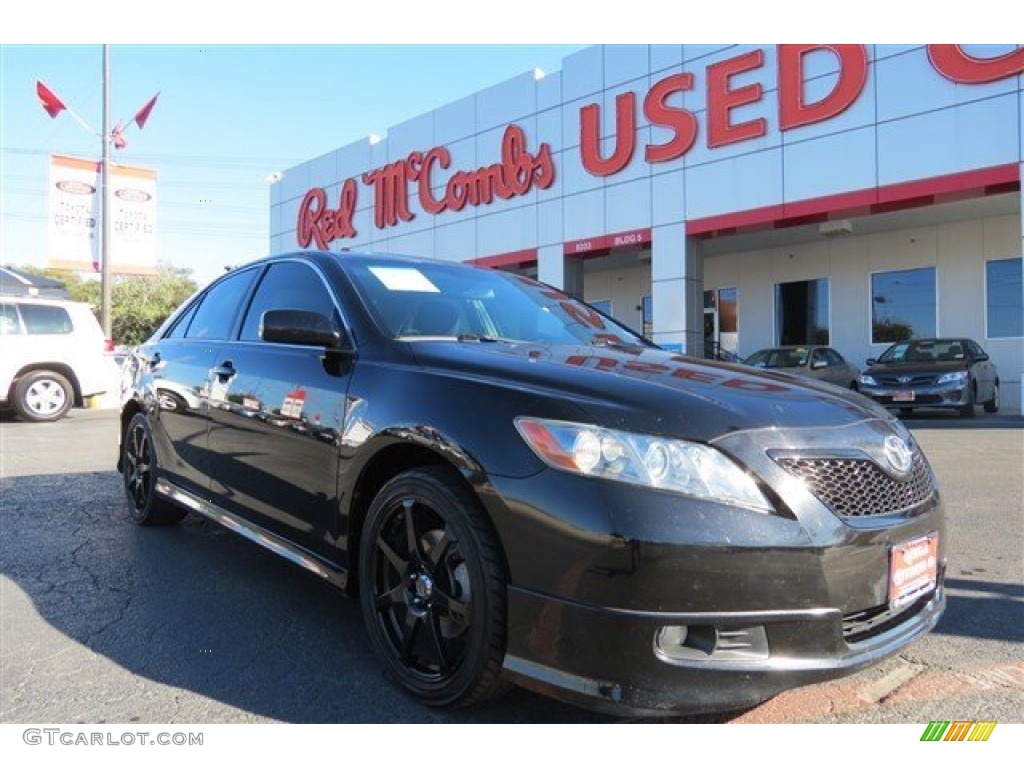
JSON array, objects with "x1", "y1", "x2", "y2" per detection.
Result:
[{"x1": 297, "y1": 44, "x2": 1024, "y2": 249}]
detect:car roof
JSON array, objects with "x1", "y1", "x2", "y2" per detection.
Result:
[{"x1": 235, "y1": 250, "x2": 487, "y2": 274}]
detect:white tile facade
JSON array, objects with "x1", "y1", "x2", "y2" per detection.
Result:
[{"x1": 271, "y1": 45, "x2": 1024, "y2": 407}]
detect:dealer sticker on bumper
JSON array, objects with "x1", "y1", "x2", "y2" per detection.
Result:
[{"x1": 889, "y1": 533, "x2": 938, "y2": 608}]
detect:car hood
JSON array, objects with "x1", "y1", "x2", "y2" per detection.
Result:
[
  {"x1": 866, "y1": 360, "x2": 967, "y2": 376},
  {"x1": 409, "y1": 341, "x2": 891, "y2": 441}
]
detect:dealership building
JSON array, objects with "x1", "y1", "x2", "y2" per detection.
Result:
[{"x1": 271, "y1": 44, "x2": 1023, "y2": 409}]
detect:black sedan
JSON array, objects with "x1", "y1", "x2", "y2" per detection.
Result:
[
  {"x1": 858, "y1": 338, "x2": 1000, "y2": 417},
  {"x1": 118, "y1": 251, "x2": 945, "y2": 716}
]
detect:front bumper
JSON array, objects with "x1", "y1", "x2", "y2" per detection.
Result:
[
  {"x1": 481, "y1": 418, "x2": 946, "y2": 715},
  {"x1": 503, "y1": 580, "x2": 945, "y2": 716},
  {"x1": 859, "y1": 381, "x2": 970, "y2": 409}
]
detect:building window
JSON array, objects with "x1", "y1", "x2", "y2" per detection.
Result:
[
  {"x1": 641, "y1": 295, "x2": 652, "y2": 338},
  {"x1": 871, "y1": 267, "x2": 935, "y2": 343},
  {"x1": 986, "y1": 258, "x2": 1022, "y2": 338},
  {"x1": 718, "y1": 287, "x2": 738, "y2": 334},
  {"x1": 776, "y1": 278, "x2": 829, "y2": 345}
]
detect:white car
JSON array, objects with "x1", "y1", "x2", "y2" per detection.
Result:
[{"x1": 0, "y1": 296, "x2": 116, "y2": 421}]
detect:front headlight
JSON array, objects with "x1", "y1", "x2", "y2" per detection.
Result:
[
  {"x1": 936, "y1": 370, "x2": 968, "y2": 385},
  {"x1": 858, "y1": 374, "x2": 877, "y2": 386},
  {"x1": 514, "y1": 418, "x2": 773, "y2": 513}
]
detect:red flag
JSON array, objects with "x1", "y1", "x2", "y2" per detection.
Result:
[
  {"x1": 111, "y1": 123, "x2": 127, "y2": 150},
  {"x1": 133, "y1": 92, "x2": 160, "y2": 129},
  {"x1": 36, "y1": 80, "x2": 66, "y2": 118}
]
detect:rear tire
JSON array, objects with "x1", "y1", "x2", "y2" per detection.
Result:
[
  {"x1": 984, "y1": 381, "x2": 1000, "y2": 413},
  {"x1": 12, "y1": 370, "x2": 74, "y2": 422},
  {"x1": 359, "y1": 466, "x2": 508, "y2": 708},
  {"x1": 122, "y1": 413, "x2": 186, "y2": 526}
]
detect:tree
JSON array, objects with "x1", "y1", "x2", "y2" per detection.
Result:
[{"x1": 13, "y1": 263, "x2": 198, "y2": 346}]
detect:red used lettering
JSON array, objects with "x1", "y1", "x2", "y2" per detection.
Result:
[
  {"x1": 670, "y1": 368, "x2": 720, "y2": 384},
  {"x1": 778, "y1": 45, "x2": 868, "y2": 131},
  {"x1": 707, "y1": 49, "x2": 767, "y2": 148},
  {"x1": 565, "y1": 355, "x2": 619, "y2": 372},
  {"x1": 296, "y1": 181, "x2": 358, "y2": 250},
  {"x1": 643, "y1": 73, "x2": 698, "y2": 163},
  {"x1": 580, "y1": 92, "x2": 637, "y2": 176},
  {"x1": 927, "y1": 44, "x2": 1024, "y2": 84}
]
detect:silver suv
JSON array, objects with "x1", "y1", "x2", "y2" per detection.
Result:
[{"x1": 0, "y1": 297, "x2": 116, "y2": 421}]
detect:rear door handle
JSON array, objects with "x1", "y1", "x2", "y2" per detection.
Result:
[{"x1": 211, "y1": 361, "x2": 237, "y2": 379}]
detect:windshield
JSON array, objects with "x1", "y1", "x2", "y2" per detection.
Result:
[
  {"x1": 877, "y1": 339, "x2": 965, "y2": 364},
  {"x1": 745, "y1": 348, "x2": 809, "y2": 368},
  {"x1": 343, "y1": 260, "x2": 648, "y2": 347}
]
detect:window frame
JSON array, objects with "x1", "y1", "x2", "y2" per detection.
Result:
[
  {"x1": 868, "y1": 266, "x2": 938, "y2": 346},
  {"x1": 983, "y1": 256, "x2": 1023, "y2": 341}
]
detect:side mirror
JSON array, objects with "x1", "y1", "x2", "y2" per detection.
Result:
[
  {"x1": 974, "y1": 352, "x2": 989, "y2": 362},
  {"x1": 865, "y1": 358, "x2": 877, "y2": 367},
  {"x1": 261, "y1": 309, "x2": 353, "y2": 353}
]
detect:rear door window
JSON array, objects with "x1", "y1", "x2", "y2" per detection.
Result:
[
  {"x1": 185, "y1": 268, "x2": 258, "y2": 340},
  {"x1": 20, "y1": 304, "x2": 73, "y2": 334}
]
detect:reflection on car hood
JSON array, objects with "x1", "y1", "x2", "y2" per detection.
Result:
[{"x1": 409, "y1": 341, "x2": 890, "y2": 441}]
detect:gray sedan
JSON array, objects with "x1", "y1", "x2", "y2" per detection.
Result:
[{"x1": 744, "y1": 346, "x2": 861, "y2": 389}]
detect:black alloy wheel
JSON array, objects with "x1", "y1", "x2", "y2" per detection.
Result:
[
  {"x1": 122, "y1": 413, "x2": 186, "y2": 526},
  {"x1": 359, "y1": 466, "x2": 507, "y2": 707}
]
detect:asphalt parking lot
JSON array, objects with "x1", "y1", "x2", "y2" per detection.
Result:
[{"x1": 1, "y1": 408, "x2": 1022, "y2": 724}]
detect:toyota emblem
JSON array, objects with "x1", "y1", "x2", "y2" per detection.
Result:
[
  {"x1": 898, "y1": 376, "x2": 912, "y2": 384},
  {"x1": 884, "y1": 435, "x2": 914, "y2": 475}
]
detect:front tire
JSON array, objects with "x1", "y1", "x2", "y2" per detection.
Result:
[
  {"x1": 959, "y1": 384, "x2": 976, "y2": 418},
  {"x1": 359, "y1": 466, "x2": 508, "y2": 708},
  {"x1": 984, "y1": 381, "x2": 1000, "y2": 413},
  {"x1": 12, "y1": 370, "x2": 73, "y2": 422},
  {"x1": 122, "y1": 413, "x2": 186, "y2": 526}
]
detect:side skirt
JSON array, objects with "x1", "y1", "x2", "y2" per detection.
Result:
[{"x1": 154, "y1": 478, "x2": 348, "y2": 590}]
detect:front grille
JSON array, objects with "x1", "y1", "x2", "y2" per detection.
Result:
[
  {"x1": 843, "y1": 592, "x2": 934, "y2": 644},
  {"x1": 775, "y1": 454, "x2": 935, "y2": 518},
  {"x1": 876, "y1": 374, "x2": 937, "y2": 387}
]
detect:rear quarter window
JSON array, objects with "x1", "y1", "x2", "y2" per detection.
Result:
[{"x1": 19, "y1": 304, "x2": 73, "y2": 334}]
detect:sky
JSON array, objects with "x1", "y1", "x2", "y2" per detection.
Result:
[
  {"x1": 1, "y1": 43, "x2": 584, "y2": 286},
  {"x1": 0, "y1": 2, "x2": 990, "y2": 288}
]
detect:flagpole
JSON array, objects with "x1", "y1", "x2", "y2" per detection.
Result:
[{"x1": 100, "y1": 44, "x2": 112, "y2": 341}]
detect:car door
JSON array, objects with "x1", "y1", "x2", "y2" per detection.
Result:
[
  {"x1": 809, "y1": 348, "x2": 833, "y2": 383},
  {"x1": 205, "y1": 259, "x2": 354, "y2": 559},
  {"x1": 144, "y1": 267, "x2": 260, "y2": 496},
  {"x1": 824, "y1": 348, "x2": 856, "y2": 387}
]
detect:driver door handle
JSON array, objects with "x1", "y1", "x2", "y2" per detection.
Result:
[{"x1": 212, "y1": 360, "x2": 237, "y2": 379}]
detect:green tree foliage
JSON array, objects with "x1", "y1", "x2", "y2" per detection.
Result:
[{"x1": 12, "y1": 264, "x2": 198, "y2": 346}]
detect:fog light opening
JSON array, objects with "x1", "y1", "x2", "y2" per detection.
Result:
[{"x1": 655, "y1": 624, "x2": 770, "y2": 662}]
